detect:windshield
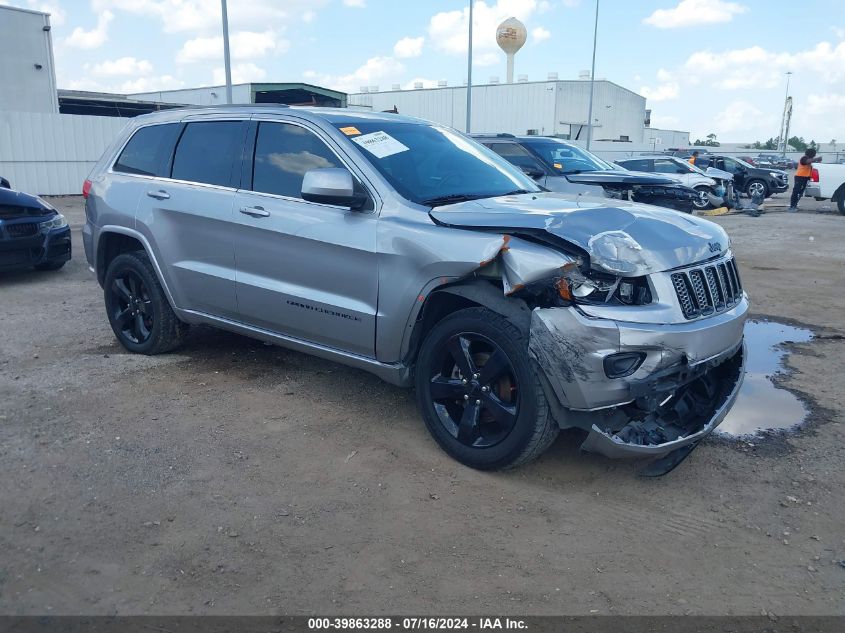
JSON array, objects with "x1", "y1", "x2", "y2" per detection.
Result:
[
  {"x1": 331, "y1": 121, "x2": 540, "y2": 205},
  {"x1": 521, "y1": 139, "x2": 615, "y2": 174}
]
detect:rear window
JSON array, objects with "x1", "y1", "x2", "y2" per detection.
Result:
[
  {"x1": 171, "y1": 121, "x2": 246, "y2": 187},
  {"x1": 113, "y1": 123, "x2": 180, "y2": 177}
]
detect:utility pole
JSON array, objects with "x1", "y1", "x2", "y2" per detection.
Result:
[
  {"x1": 466, "y1": 0, "x2": 473, "y2": 133},
  {"x1": 585, "y1": 0, "x2": 599, "y2": 151},
  {"x1": 778, "y1": 71, "x2": 792, "y2": 156},
  {"x1": 221, "y1": 0, "x2": 233, "y2": 104}
]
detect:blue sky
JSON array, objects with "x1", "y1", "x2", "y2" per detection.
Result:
[{"x1": 5, "y1": 0, "x2": 845, "y2": 142}]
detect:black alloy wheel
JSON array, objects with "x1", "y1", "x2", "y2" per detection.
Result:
[
  {"x1": 103, "y1": 250, "x2": 188, "y2": 354},
  {"x1": 109, "y1": 269, "x2": 153, "y2": 345},
  {"x1": 414, "y1": 307, "x2": 558, "y2": 470},
  {"x1": 429, "y1": 332, "x2": 520, "y2": 448}
]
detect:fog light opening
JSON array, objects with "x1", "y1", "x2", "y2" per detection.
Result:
[{"x1": 603, "y1": 352, "x2": 646, "y2": 379}]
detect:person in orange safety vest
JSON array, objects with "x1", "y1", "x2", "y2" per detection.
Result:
[{"x1": 789, "y1": 148, "x2": 821, "y2": 212}]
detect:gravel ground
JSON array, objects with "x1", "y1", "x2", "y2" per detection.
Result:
[{"x1": 1, "y1": 191, "x2": 843, "y2": 616}]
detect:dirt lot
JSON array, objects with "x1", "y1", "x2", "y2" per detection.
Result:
[{"x1": 1, "y1": 191, "x2": 843, "y2": 616}]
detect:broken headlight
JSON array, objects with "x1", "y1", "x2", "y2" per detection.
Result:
[
  {"x1": 514, "y1": 265, "x2": 652, "y2": 308},
  {"x1": 556, "y1": 267, "x2": 652, "y2": 306}
]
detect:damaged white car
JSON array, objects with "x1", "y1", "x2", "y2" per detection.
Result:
[{"x1": 83, "y1": 107, "x2": 747, "y2": 474}]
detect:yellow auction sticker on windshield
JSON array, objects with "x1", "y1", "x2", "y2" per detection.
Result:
[
  {"x1": 351, "y1": 131, "x2": 410, "y2": 159},
  {"x1": 339, "y1": 126, "x2": 361, "y2": 136}
]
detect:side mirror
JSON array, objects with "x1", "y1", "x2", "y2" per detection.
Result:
[{"x1": 301, "y1": 168, "x2": 368, "y2": 210}]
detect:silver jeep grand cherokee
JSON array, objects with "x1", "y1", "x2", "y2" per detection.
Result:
[{"x1": 83, "y1": 106, "x2": 747, "y2": 472}]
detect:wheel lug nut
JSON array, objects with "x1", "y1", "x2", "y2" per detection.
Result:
[
  {"x1": 475, "y1": 399, "x2": 481, "y2": 405},
  {"x1": 461, "y1": 378, "x2": 467, "y2": 384},
  {"x1": 481, "y1": 386, "x2": 489, "y2": 392},
  {"x1": 472, "y1": 373, "x2": 478, "y2": 379},
  {"x1": 463, "y1": 395, "x2": 469, "y2": 400}
]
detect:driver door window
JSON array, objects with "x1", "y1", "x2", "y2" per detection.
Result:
[
  {"x1": 252, "y1": 122, "x2": 343, "y2": 198},
  {"x1": 653, "y1": 159, "x2": 686, "y2": 174},
  {"x1": 488, "y1": 143, "x2": 545, "y2": 174}
]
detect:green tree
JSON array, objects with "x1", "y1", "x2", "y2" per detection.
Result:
[
  {"x1": 788, "y1": 136, "x2": 808, "y2": 151},
  {"x1": 705, "y1": 133, "x2": 720, "y2": 147}
]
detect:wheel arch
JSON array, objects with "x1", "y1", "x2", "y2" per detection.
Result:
[
  {"x1": 403, "y1": 279, "x2": 532, "y2": 366},
  {"x1": 831, "y1": 182, "x2": 845, "y2": 203},
  {"x1": 97, "y1": 226, "x2": 177, "y2": 308}
]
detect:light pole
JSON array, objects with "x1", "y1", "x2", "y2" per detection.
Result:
[
  {"x1": 779, "y1": 71, "x2": 792, "y2": 156},
  {"x1": 466, "y1": 0, "x2": 473, "y2": 133},
  {"x1": 585, "y1": 0, "x2": 599, "y2": 151},
  {"x1": 221, "y1": 0, "x2": 233, "y2": 104}
]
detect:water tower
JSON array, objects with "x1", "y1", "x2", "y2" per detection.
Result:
[{"x1": 496, "y1": 17, "x2": 527, "y2": 84}]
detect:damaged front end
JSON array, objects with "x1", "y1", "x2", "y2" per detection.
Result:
[{"x1": 429, "y1": 196, "x2": 748, "y2": 467}]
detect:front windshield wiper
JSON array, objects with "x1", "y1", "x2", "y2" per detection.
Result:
[
  {"x1": 422, "y1": 189, "x2": 534, "y2": 207},
  {"x1": 420, "y1": 193, "x2": 488, "y2": 207}
]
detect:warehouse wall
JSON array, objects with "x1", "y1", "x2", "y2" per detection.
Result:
[
  {"x1": 0, "y1": 6, "x2": 59, "y2": 114},
  {"x1": 349, "y1": 80, "x2": 647, "y2": 140},
  {"x1": 130, "y1": 84, "x2": 253, "y2": 106},
  {"x1": 0, "y1": 112, "x2": 127, "y2": 195}
]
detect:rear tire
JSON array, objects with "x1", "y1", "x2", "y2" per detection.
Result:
[
  {"x1": 103, "y1": 251, "x2": 188, "y2": 354},
  {"x1": 838, "y1": 197, "x2": 845, "y2": 215},
  {"x1": 414, "y1": 307, "x2": 558, "y2": 470}
]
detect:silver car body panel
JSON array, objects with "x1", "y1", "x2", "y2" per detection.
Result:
[{"x1": 84, "y1": 105, "x2": 749, "y2": 459}]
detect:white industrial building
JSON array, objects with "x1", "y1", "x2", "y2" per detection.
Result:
[
  {"x1": 348, "y1": 78, "x2": 688, "y2": 146},
  {"x1": 0, "y1": 5, "x2": 59, "y2": 114}
]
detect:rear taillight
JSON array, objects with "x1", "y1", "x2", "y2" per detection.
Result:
[
  {"x1": 82, "y1": 179, "x2": 92, "y2": 199},
  {"x1": 811, "y1": 168, "x2": 819, "y2": 182}
]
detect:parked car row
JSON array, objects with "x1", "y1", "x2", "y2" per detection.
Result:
[
  {"x1": 76, "y1": 106, "x2": 748, "y2": 473},
  {"x1": 474, "y1": 134, "x2": 699, "y2": 212}
]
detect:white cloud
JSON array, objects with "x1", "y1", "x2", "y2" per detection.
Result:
[
  {"x1": 683, "y1": 42, "x2": 845, "y2": 90},
  {"x1": 640, "y1": 82, "x2": 680, "y2": 102},
  {"x1": 343, "y1": 0, "x2": 366, "y2": 6},
  {"x1": 212, "y1": 62, "x2": 266, "y2": 84},
  {"x1": 711, "y1": 99, "x2": 771, "y2": 136},
  {"x1": 177, "y1": 30, "x2": 284, "y2": 63},
  {"x1": 394, "y1": 36, "x2": 424, "y2": 59},
  {"x1": 428, "y1": 0, "x2": 540, "y2": 57},
  {"x1": 531, "y1": 26, "x2": 550, "y2": 43},
  {"x1": 92, "y1": 0, "x2": 329, "y2": 34},
  {"x1": 63, "y1": 10, "x2": 113, "y2": 49},
  {"x1": 89, "y1": 57, "x2": 153, "y2": 77},
  {"x1": 304, "y1": 56, "x2": 405, "y2": 94},
  {"x1": 833, "y1": 26, "x2": 845, "y2": 40},
  {"x1": 302, "y1": 10, "x2": 316, "y2": 23},
  {"x1": 121, "y1": 74, "x2": 184, "y2": 93},
  {"x1": 561, "y1": 0, "x2": 581, "y2": 6},
  {"x1": 643, "y1": 0, "x2": 747, "y2": 29}
]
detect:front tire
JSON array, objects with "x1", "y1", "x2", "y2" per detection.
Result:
[
  {"x1": 414, "y1": 307, "x2": 558, "y2": 470},
  {"x1": 103, "y1": 251, "x2": 188, "y2": 354},
  {"x1": 692, "y1": 186, "x2": 712, "y2": 210},
  {"x1": 746, "y1": 179, "x2": 768, "y2": 199}
]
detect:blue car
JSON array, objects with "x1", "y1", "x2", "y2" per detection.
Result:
[{"x1": 0, "y1": 179, "x2": 71, "y2": 272}]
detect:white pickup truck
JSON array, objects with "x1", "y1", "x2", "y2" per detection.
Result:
[{"x1": 806, "y1": 163, "x2": 845, "y2": 214}]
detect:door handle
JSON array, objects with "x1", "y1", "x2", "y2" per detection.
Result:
[
  {"x1": 146, "y1": 189, "x2": 170, "y2": 200},
  {"x1": 240, "y1": 205, "x2": 269, "y2": 218}
]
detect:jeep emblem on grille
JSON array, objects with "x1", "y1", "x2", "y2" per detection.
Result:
[{"x1": 708, "y1": 241, "x2": 722, "y2": 253}]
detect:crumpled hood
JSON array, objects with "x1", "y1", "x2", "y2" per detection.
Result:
[{"x1": 429, "y1": 193, "x2": 730, "y2": 276}]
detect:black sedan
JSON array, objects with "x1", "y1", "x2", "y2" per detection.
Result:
[{"x1": 0, "y1": 181, "x2": 71, "y2": 272}]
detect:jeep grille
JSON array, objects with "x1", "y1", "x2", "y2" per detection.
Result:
[{"x1": 671, "y1": 257, "x2": 742, "y2": 319}]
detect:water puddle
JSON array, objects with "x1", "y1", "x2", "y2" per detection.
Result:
[{"x1": 716, "y1": 319, "x2": 813, "y2": 437}]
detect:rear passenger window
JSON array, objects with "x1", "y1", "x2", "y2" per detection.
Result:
[
  {"x1": 113, "y1": 124, "x2": 180, "y2": 177},
  {"x1": 252, "y1": 122, "x2": 343, "y2": 198},
  {"x1": 171, "y1": 121, "x2": 245, "y2": 187},
  {"x1": 620, "y1": 159, "x2": 652, "y2": 172}
]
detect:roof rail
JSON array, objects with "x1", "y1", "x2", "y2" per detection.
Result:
[{"x1": 175, "y1": 103, "x2": 291, "y2": 109}]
